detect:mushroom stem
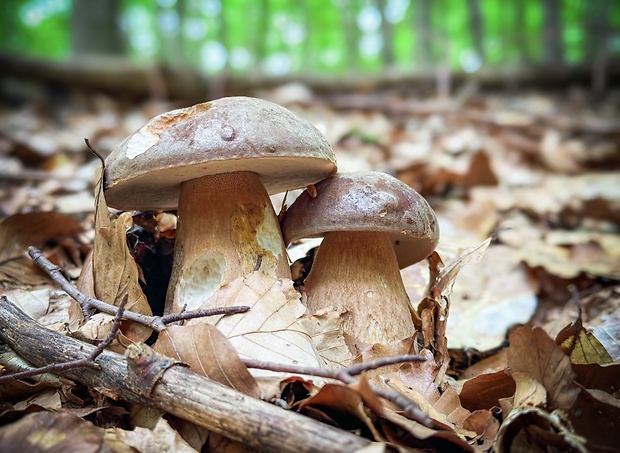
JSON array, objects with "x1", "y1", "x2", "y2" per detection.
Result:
[
  {"x1": 303, "y1": 231, "x2": 415, "y2": 351},
  {"x1": 166, "y1": 171, "x2": 291, "y2": 314}
]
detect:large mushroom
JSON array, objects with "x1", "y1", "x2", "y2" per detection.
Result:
[
  {"x1": 281, "y1": 171, "x2": 439, "y2": 351},
  {"x1": 104, "y1": 97, "x2": 336, "y2": 314}
]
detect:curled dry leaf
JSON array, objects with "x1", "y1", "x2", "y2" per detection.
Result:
[
  {"x1": 91, "y1": 175, "x2": 152, "y2": 343},
  {"x1": 507, "y1": 326, "x2": 579, "y2": 412},
  {"x1": 0, "y1": 212, "x2": 81, "y2": 289},
  {"x1": 297, "y1": 382, "x2": 383, "y2": 441},
  {"x1": 189, "y1": 272, "x2": 323, "y2": 377},
  {"x1": 297, "y1": 310, "x2": 355, "y2": 368},
  {"x1": 556, "y1": 319, "x2": 614, "y2": 365},
  {"x1": 417, "y1": 238, "x2": 491, "y2": 385},
  {"x1": 154, "y1": 324, "x2": 260, "y2": 399}
]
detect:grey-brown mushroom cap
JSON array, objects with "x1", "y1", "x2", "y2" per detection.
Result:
[
  {"x1": 281, "y1": 171, "x2": 439, "y2": 268},
  {"x1": 104, "y1": 97, "x2": 337, "y2": 211}
]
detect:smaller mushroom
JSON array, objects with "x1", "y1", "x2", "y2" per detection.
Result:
[{"x1": 281, "y1": 171, "x2": 439, "y2": 351}]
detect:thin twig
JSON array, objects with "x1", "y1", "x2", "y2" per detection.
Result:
[
  {"x1": 28, "y1": 246, "x2": 250, "y2": 331},
  {"x1": 242, "y1": 355, "x2": 432, "y2": 427}
]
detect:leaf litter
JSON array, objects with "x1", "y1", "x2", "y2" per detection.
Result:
[{"x1": 0, "y1": 84, "x2": 619, "y2": 452}]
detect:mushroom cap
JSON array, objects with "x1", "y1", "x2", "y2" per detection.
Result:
[
  {"x1": 104, "y1": 97, "x2": 337, "y2": 210},
  {"x1": 281, "y1": 171, "x2": 439, "y2": 268}
]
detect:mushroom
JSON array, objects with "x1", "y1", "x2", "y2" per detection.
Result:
[
  {"x1": 281, "y1": 171, "x2": 439, "y2": 350},
  {"x1": 104, "y1": 97, "x2": 336, "y2": 313}
]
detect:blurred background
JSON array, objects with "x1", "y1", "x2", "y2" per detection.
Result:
[{"x1": 2, "y1": 0, "x2": 619, "y2": 99}]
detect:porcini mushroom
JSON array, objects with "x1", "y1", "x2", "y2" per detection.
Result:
[
  {"x1": 281, "y1": 171, "x2": 439, "y2": 350},
  {"x1": 104, "y1": 97, "x2": 336, "y2": 313}
]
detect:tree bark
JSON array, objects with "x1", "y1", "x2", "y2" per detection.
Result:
[{"x1": 0, "y1": 300, "x2": 371, "y2": 453}]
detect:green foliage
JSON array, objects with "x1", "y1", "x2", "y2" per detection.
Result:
[{"x1": 1, "y1": 0, "x2": 617, "y2": 76}]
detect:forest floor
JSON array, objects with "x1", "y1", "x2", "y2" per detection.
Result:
[{"x1": 0, "y1": 79, "x2": 619, "y2": 452}]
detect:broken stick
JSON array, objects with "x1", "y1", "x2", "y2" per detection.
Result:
[{"x1": 0, "y1": 300, "x2": 371, "y2": 453}]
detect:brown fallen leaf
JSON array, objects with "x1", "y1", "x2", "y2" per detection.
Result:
[
  {"x1": 496, "y1": 326, "x2": 587, "y2": 453},
  {"x1": 0, "y1": 212, "x2": 81, "y2": 289},
  {"x1": 190, "y1": 272, "x2": 323, "y2": 375},
  {"x1": 154, "y1": 324, "x2": 260, "y2": 399},
  {"x1": 556, "y1": 318, "x2": 614, "y2": 365},
  {"x1": 568, "y1": 386, "x2": 620, "y2": 453},
  {"x1": 0, "y1": 411, "x2": 104, "y2": 452},
  {"x1": 507, "y1": 326, "x2": 579, "y2": 412},
  {"x1": 494, "y1": 405, "x2": 588, "y2": 453},
  {"x1": 91, "y1": 174, "x2": 152, "y2": 343},
  {"x1": 297, "y1": 381, "x2": 384, "y2": 441},
  {"x1": 458, "y1": 370, "x2": 515, "y2": 412}
]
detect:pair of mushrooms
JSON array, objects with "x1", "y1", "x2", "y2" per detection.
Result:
[{"x1": 104, "y1": 97, "x2": 439, "y2": 350}]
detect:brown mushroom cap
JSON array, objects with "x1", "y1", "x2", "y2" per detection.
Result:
[
  {"x1": 104, "y1": 97, "x2": 336, "y2": 211},
  {"x1": 282, "y1": 171, "x2": 439, "y2": 268}
]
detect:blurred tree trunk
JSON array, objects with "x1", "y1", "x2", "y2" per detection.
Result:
[
  {"x1": 342, "y1": 1, "x2": 359, "y2": 71},
  {"x1": 513, "y1": 0, "x2": 530, "y2": 64},
  {"x1": 585, "y1": 0, "x2": 611, "y2": 95},
  {"x1": 467, "y1": 0, "x2": 485, "y2": 61},
  {"x1": 542, "y1": 0, "x2": 563, "y2": 64},
  {"x1": 414, "y1": 0, "x2": 433, "y2": 66},
  {"x1": 300, "y1": 0, "x2": 312, "y2": 72},
  {"x1": 254, "y1": 0, "x2": 270, "y2": 71},
  {"x1": 158, "y1": 0, "x2": 186, "y2": 66},
  {"x1": 378, "y1": 0, "x2": 395, "y2": 68},
  {"x1": 71, "y1": 0, "x2": 124, "y2": 58}
]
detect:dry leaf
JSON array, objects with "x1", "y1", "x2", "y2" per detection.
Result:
[
  {"x1": 568, "y1": 387, "x2": 620, "y2": 453},
  {"x1": 104, "y1": 417, "x2": 197, "y2": 453},
  {"x1": 459, "y1": 370, "x2": 515, "y2": 412},
  {"x1": 0, "y1": 212, "x2": 81, "y2": 289},
  {"x1": 507, "y1": 326, "x2": 579, "y2": 412},
  {"x1": 495, "y1": 405, "x2": 588, "y2": 453},
  {"x1": 3, "y1": 288, "x2": 50, "y2": 321},
  {"x1": 297, "y1": 310, "x2": 354, "y2": 368},
  {"x1": 556, "y1": 320, "x2": 613, "y2": 365},
  {"x1": 0, "y1": 411, "x2": 103, "y2": 452},
  {"x1": 91, "y1": 175, "x2": 152, "y2": 343},
  {"x1": 190, "y1": 272, "x2": 323, "y2": 375},
  {"x1": 298, "y1": 383, "x2": 383, "y2": 441},
  {"x1": 446, "y1": 245, "x2": 537, "y2": 351},
  {"x1": 154, "y1": 324, "x2": 260, "y2": 398},
  {"x1": 511, "y1": 372, "x2": 548, "y2": 407}
]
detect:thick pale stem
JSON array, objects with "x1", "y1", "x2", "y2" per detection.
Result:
[
  {"x1": 165, "y1": 172, "x2": 290, "y2": 314},
  {"x1": 303, "y1": 231, "x2": 415, "y2": 351}
]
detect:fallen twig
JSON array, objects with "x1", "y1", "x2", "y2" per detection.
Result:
[
  {"x1": 242, "y1": 355, "x2": 432, "y2": 426},
  {"x1": 28, "y1": 246, "x2": 250, "y2": 331},
  {"x1": 0, "y1": 295, "x2": 126, "y2": 383},
  {"x1": 0, "y1": 300, "x2": 372, "y2": 453}
]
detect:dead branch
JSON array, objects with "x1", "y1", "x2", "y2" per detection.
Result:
[
  {"x1": 0, "y1": 300, "x2": 372, "y2": 453},
  {"x1": 0, "y1": 295, "x2": 126, "y2": 384},
  {"x1": 28, "y1": 246, "x2": 250, "y2": 331},
  {"x1": 242, "y1": 355, "x2": 432, "y2": 426}
]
